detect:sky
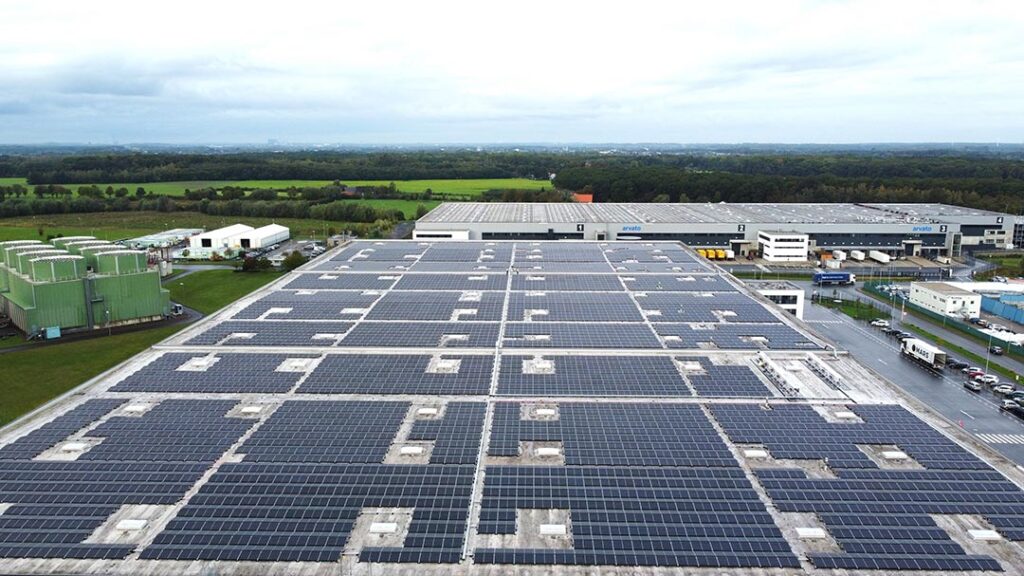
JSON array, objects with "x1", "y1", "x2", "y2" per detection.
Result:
[{"x1": 1, "y1": 0, "x2": 1022, "y2": 144}]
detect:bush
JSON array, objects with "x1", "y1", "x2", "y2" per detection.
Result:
[{"x1": 282, "y1": 251, "x2": 308, "y2": 271}]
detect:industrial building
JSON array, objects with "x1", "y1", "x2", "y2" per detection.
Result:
[
  {"x1": 125, "y1": 228, "x2": 203, "y2": 249},
  {"x1": 236, "y1": 223, "x2": 290, "y2": 250},
  {"x1": 1, "y1": 239, "x2": 1024, "y2": 575},
  {"x1": 756, "y1": 230, "x2": 810, "y2": 262},
  {"x1": 0, "y1": 237, "x2": 170, "y2": 335},
  {"x1": 185, "y1": 223, "x2": 290, "y2": 258},
  {"x1": 909, "y1": 282, "x2": 982, "y2": 319},
  {"x1": 416, "y1": 202, "x2": 1014, "y2": 257},
  {"x1": 747, "y1": 279, "x2": 806, "y2": 319}
]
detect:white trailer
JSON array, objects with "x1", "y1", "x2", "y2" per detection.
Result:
[
  {"x1": 832, "y1": 250, "x2": 847, "y2": 261},
  {"x1": 724, "y1": 249, "x2": 735, "y2": 260},
  {"x1": 849, "y1": 250, "x2": 866, "y2": 261},
  {"x1": 900, "y1": 338, "x2": 947, "y2": 372},
  {"x1": 869, "y1": 250, "x2": 891, "y2": 264}
]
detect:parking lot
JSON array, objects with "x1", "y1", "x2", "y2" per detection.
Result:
[{"x1": 799, "y1": 294, "x2": 1024, "y2": 465}]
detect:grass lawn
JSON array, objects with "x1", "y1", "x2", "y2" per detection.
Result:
[
  {"x1": 167, "y1": 269, "x2": 282, "y2": 315},
  {"x1": 0, "y1": 324, "x2": 184, "y2": 426},
  {"x1": 2, "y1": 178, "x2": 549, "y2": 198},
  {"x1": 814, "y1": 296, "x2": 885, "y2": 321},
  {"x1": 0, "y1": 211, "x2": 374, "y2": 242},
  {"x1": 977, "y1": 254, "x2": 1024, "y2": 280}
]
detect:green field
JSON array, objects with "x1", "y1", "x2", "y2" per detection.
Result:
[
  {"x1": 167, "y1": 270, "x2": 282, "y2": 315},
  {"x1": 0, "y1": 210, "x2": 408, "y2": 243},
  {"x1": 1, "y1": 177, "x2": 548, "y2": 197},
  {"x1": 0, "y1": 324, "x2": 184, "y2": 426}
]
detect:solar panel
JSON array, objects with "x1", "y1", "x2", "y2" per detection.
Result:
[
  {"x1": 497, "y1": 355, "x2": 689, "y2": 396},
  {"x1": 299, "y1": 354, "x2": 493, "y2": 395},
  {"x1": 3, "y1": 239, "x2": 1021, "y2": 572}
]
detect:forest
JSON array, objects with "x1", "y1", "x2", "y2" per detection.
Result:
[{"x1": 1, "y1": 151, "x2": 1022, "y2": 214}]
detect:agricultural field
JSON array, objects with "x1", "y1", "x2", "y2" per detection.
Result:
[
  {"x1": 0, "y1": 211, "x2": 384, "y2": 242},
  {"x1": 2, "y1": 178, "x2": 549, "y2": 197}
]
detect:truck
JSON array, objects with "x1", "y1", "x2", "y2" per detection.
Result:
[
  {"x1": 812, "y1": 271, "x2": 856, "y2": 286},
  {"x1": 869, "y1": 250, "x2": 891, "y2": 264},
  {"x1": 849, "y1": 250, "x2": 866, "y2": 261},
  {"x1": 900, "y1": 337, "x2": 947, "y2": 372}
]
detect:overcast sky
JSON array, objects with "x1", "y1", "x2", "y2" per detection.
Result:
[{"x1": 1, "y1": 0, "x2": 1022, "y2": 144}]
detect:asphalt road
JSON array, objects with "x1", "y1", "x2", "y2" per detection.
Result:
[
  {"x1": 800, "y1": 296, "x2": 1024, "y2": 464},
  {"x1": 802, "y1": 280, "x2": 1024, "y2": 378}
]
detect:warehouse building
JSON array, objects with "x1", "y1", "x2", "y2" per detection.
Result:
[
  {"x1": 909, "y1": 282, "x2": 982, "y2": 319},
  {"x1": 0, "y1": 238, "x2": 170, "y2": 335},
  {"x1": 185, "y1": 223, "x2": 291, "y2": 258},
  {"x1": 416, "y1": 202, "x2": 1014, "y2": 257},
  {"x1": 1, "y1": 239, "x2": 1024, "y2": 574},
  {"x1": 236, "y1": 223, "x2": 290, "y2": 250}
]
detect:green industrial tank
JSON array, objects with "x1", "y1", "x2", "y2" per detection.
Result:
[
  {"x1": 4, "y1": 244, "x2": 54, "y2": 268},
  {"x1": 78, "y1": 245, "x2": 117, "y2": 269},
  {"x1": 49, "y1": 236, "x2": 95, "y2": 250},
  {"x1": 0, "y1": 240, "x2": 43, "y2": 265},
  {"x1": 30, "y1": 255, "x2": 86, "y2": 282},
  {"x1": 16, "y1": 250, "x2": 67, "y2": 274},
  {"x1": 93, "y1": 250, "x2": 148, "y2": 275},
  {"x1": 63, "y1": 240, "x2": 112, "y2": 255}
]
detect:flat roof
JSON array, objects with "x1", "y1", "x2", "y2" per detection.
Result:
[
  {"x1": 1, "y1": 240, "x2": 1023, "y2": 575},
  {"x1": 914, "y1": 282, "x2": 978, "y2": 296},
  {"x1": 420, "y1": 202, "x2": 1012, "y2": 226}
]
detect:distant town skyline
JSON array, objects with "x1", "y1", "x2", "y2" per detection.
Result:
[{"x1": 2, "y1": 0, "x2": 1022, "y2": 144}]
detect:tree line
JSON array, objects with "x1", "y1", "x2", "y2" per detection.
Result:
[{"x1": 3, "y1": 151, "x2": 1024, "y2": 213}]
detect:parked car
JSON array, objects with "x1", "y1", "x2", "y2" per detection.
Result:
[
  {"x1": 990, "y1": 346, "x2": 1004, "y2": 355},
  {"x1": 1001, "y1": 400, "x2": 1024, "y2": 419},
  {"x1": 870, "y1": 319, "x2": 890, "y2": 328},
  {"x1": 947, "y1": 360, "x2": 969, "y2": 370},
  {"x1": 962, "y1": 365, "x2": 982, "y2": 374},
  {"x1": 882, "y1": 328, "x2": 901, "y2": 336},
  {"x1": 964, "y1": 380, "x2": 982, "y2": 392},
  {"x1": 974, "y1": 374, "x2": 1000, "y2": 386},
  {"x1": 976, "y1": 319, "x2": 990, "y2": 328},
  {"x1": 993, "y1": 384, "x2": 1016, "y2": 396}
]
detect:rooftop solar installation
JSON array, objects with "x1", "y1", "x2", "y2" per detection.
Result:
[{"x1": 2, "y1": 239, "x2": 1023, "y2": 574}]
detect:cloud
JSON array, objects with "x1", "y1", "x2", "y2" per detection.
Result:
[{"x1": 0, "y1": 0, "x2": 1022, "y2": 143}]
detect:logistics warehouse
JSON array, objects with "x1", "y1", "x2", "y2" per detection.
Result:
[{"x1": 415, "y1": 202, "x2": 1014, "y2": 257}]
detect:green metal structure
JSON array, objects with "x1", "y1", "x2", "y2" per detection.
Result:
[{"x1": 0, "y1": 238, "x2": 170, "y2": 335}]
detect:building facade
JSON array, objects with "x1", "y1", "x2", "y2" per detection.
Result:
[
  {"x1": 909, "y1": 282, "x2": 981, "y2": 318},
  {"x1": 415, "y1": 203, "x2": 1014, "y2": 257}
]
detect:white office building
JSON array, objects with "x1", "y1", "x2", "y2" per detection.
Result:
[
  {"x1": 909, "y1": 282, "x2": 981, "y2": 318},
  {"x1": 757, "y1": 231, "x2": 809, "y2": 262}
]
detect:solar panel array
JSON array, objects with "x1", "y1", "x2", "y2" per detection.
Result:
[
  {"x1": 2, "y1": 240, "x2": 1023, "y2": 573},
  {"x1": 712, "y1": 404, "x2": 1024, "y2": 570}
]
